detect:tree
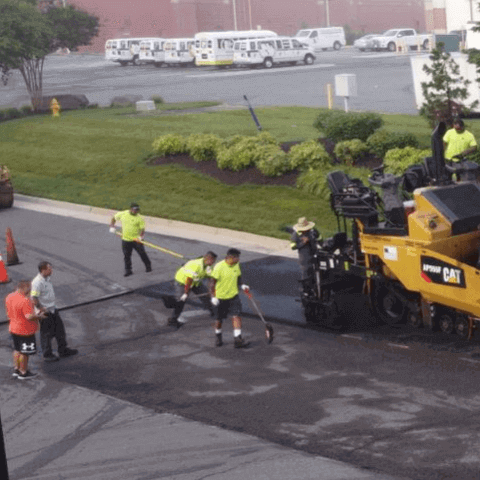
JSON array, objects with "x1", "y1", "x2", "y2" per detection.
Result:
[
  {"x1": 0, "y1": 0, "x2": 99, "y2": 110},
  {"x1": 419, "y1": 44, "x2": 478, "y2": 128}
]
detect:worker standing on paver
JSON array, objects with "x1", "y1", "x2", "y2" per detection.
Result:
[
  {"x1": 167, "y1": 251, "x2": 218, "y2": 328},
  {"x1": 110, "y1": 202, "x2": 152, "y2": 277},
  {"x1": 210, "y1": 248, "x2": 250, "y2": 349}
]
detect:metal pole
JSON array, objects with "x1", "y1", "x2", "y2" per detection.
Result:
[
  {"x1": 0, "y1": 413, "x2": 9, "y2": 480},
  {"x1": 325, "y1": 0, "x2": 330, "y2": 27},
  {"x1": 247, "y1": 0, "x2": 253, "y2": 30},
  {"x1": 232, "y1": 0, "x2": 238, "y2": 31}
]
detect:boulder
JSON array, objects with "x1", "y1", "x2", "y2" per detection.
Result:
[
  {"x1": 38, "y1": 94, "x2": 89, "y2": 112},
  {"x1": 111, "y1": 95, "x2": 143, "y2": 107}
]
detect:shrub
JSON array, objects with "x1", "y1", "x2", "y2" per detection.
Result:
[
  {"x1": 256, "y1": 145, "x2": 291, "y2": 176},
  {"x1": 366, "y1": 129, "x2": 420, "y2": 158},
  {"x1": 20, "y1": 105, "x2": 33, "y2": 116},
  {"x1": 150, "y1": 95, "x2": 164, "y2": 105},
  {"x1": 4, "y1": 108, "x2": 22, "y2": 120},
  {"x1": 384, "y1": 147, "x2": 431, "y2": 175},
  {"x1": 186, "y1": 133, "x2": 223, "y2": 162},
  {"x1": 313, "y1": 109, "x2": 383, "y2": 142},
  {"x1": 297, "y1": 165, "x2": 372, "y2": 197},
  {"x1": 288, "y1": 140, "x2": 331, "y2": 171},
  {"x1": 216, "y1": 134, "x2": 279, "y2": 171},
  {"x1": 152, "y1": 134, "x2": 186, "y2": 156},
  {"x1": 334, "y1": 139, "x2": 368, "y2": 165}
]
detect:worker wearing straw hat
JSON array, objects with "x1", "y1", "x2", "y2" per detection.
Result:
[{"x1": 290, "y1": 217, "x2": 321, "y2": 293}]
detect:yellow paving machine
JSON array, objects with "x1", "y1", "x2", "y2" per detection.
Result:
[{"x1": 303, "y1": 123, "x2": 480, "y2": 338}]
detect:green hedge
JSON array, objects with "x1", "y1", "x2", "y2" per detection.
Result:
[
  {"x1": 367, "y1": 129, "x2": 420, "y2": 158},
  {"x1": 313, "y1": 110, "x2": 383, "y2": 142}
]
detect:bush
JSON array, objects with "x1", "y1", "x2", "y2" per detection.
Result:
[
  {"x1": 334, "y1": 139, "x2": 368, "y2": 165},
  {"x1": 384, "y1": 147, "x2": 431, "y2": 175},
  {"x1": 297, "y1": 165, "x2": 372, "y2": 197},
  {"x1": 186, "y1": 134, "x2": 223, "y2": 162},
  {"x1": 256, "y1": 145, "x2": 291, "y2": 176},
  {"x1": 366, "y1": 129, "x2": 420, "y2": 158},
  {"x1": 313, "y1": 109, "x2": 383, "y2": 142},
  {"x1": 216, "y1": 133, "x2": 280, "y2": 171},
  {"x1": 150, "y1": 95, "x2": 164, "y2": 105},
  {"x1": 152, "y1": 134, "x2": 186, "y2": 156},
  {"x1": 4, "y1": 108, "x2": 23, "y2": 120},
  {"x1": 288, "y1": 140, "x2": 331, "y2": 170},
  {"x1": 20, "y1": 105, "x2": 33, "y2": 116}
]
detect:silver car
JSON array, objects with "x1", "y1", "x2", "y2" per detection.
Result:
[{"x1": 353, "y1": 34, "x2": 380, "y2": 52}]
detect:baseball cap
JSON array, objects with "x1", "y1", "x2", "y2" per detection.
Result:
[{"x1": 130, "y1": 202, "x2": 140, "y2": 210}]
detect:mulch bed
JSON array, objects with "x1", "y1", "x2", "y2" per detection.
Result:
[{"x1": 147, "y1": 140, "x2": 383, "y2": 187}]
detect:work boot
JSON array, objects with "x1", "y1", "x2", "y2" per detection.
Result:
[
  {"x1": 167, "y1": 317, "x2": 184, "y2": 329},
  {"x1": 234, "y1": 336, "x2": 250, "y2": 349},
  {"x1": 215, "y1": 333, "x2": 223, "y2": 347},
  {"x1": 124, "y1": 270, "x2": 133, "y2": 277},
  {"x1": 146, "y1": 266, "x2": 152, "y2": 273}
]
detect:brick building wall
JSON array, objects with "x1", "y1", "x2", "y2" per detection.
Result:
[{"x1": 67, "y1": 0, "x2": 426, "y2": 53}]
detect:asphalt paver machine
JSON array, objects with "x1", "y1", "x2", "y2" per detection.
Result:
[{"x1": 302, "y1": 122, "x2": 480, "y2": 338}]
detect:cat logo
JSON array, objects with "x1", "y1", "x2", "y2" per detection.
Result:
[{"x1": 420, "y1": 256, "x2": 466, "y2": 288}]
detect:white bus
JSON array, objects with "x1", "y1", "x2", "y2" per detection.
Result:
[
  {"x1": 139, "y1": 38, "x2": 166, "y2": 67},
  {"x1": 233, "y1": 36, "x2": 316, "y2": 68},
  {"x1": 164, "y1": 38, "x2": 196, "y2": 66},
  {"x1": 105, "y1": 38, "x2": 152, "y2": 66},
  {"x1": 194, "y1": 30, "x2": 277, "y2": 66},
  {"x1": 295, "y1": 27, "x2": 346, "y2": 52}
]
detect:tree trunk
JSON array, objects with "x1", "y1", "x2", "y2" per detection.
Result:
[{"x1": 18, "y1": 57, "x2": 45, "y2": 112}]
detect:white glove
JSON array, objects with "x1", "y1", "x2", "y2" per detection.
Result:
[
  {"x1": 109, "y1": 227, "x2": 116, "y2": 233},
  {"x1": 241, "y1": 284, "x2": 250, "y2": 293},
  {"x1": 180, "y1": 293, "x2": 188, "y2": 302},
  {"x1": 211, "y1": 297, "x2": 220, "y2": 307}
]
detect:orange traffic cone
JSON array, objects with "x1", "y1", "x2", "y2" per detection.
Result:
[
  {"x1": 0, "y1": 253, "x2": 9, "y2": 284},
  {"x1": 6, "y1": 227, "x2": 20, "y2": 265}
]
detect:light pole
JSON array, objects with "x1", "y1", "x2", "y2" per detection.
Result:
[
  {"x1": 247, "y1": 0, "x2": 253, "y2": 30},
  {"x1": 325, "y1": 0, "x2": 330, "y2": 27},
  {"x1": 232, "y1": 0, "x2": 238, "y2": 31}
]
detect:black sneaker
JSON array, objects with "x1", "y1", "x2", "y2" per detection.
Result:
[
  {"x1": 234, "y1": 336, "x2": 250, "y2": 349},
  {"x1": 12, "y1": 369, "x2": 20, "y2": 377},
  {"x1": 17, "y1": 370, "x2": 38, "y2": 380},
  {"x1": 43, "y1": 354, "x2": 60, "y2": 362},
  {"x1": 124, "y1": 271, "x2": 133, "y2": 277},
  {"x1": 146, "y1": 266, "x2": 152, "y2": 272},
  {"x1": 167, "y1": 317, "x2": 184, "y2": 329},
  {"x1": 59, "y1": 348, "x2": 78, "y2": 358},
  {"x1": 215, "y1": 333, "x2": 223, "y2": 347}
]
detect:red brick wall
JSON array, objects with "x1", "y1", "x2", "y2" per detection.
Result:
[{"x1": 69, "y1": 0, "x2": 426, "y2": 53}]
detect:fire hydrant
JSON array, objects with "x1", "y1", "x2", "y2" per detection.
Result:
[{"x1": 50, "y1": 98, "x2": 60, "y2": 117}]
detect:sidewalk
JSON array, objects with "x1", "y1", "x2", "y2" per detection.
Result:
[{"x1": 1, "y1": 195, "x2": 407, "y2": 480}]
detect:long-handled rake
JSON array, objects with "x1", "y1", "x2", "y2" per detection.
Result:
[{"x1": 244, "y1": 291, "x2": 274, "y2": 344}]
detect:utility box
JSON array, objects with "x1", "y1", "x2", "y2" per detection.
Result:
[
  {"x1": 434, "y1": 34, "x2": 460, "y2": 52},
  {"x1": 335, "y1": 74, "x2": 357, "y2": 98}
]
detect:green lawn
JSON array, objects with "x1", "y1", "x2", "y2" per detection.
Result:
[{"x1": 2, "y1": 104, "x2": 479, "y2": 239}]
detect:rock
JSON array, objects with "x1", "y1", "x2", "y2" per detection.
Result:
[
  {"x1": 38, "y1": 94, "x2": 89, "y2": 112},
  {"x1": 136, "y1": 100, "x2": 156, "y2": 112},
  {"x1": 110, "y1": 95, "x2": 143, "y2": 107}
]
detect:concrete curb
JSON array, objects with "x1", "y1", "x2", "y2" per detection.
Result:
[{"x1": 14, "y1": 194, "x2": 297, "y2": 258}]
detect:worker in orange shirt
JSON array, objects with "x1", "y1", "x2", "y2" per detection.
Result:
[{"x1": 5, "y1": 280, "x2": 46, "y2": 380}]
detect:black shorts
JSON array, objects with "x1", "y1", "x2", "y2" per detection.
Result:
[
  {"x1": 217, "y1": 295, "x2": 242, "y2": 321},
  {"x1": 11, "y1": 334, "x2": 37, "y2": 355}
]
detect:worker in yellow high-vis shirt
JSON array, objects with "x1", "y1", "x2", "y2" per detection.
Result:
[
  {"x1": 443, "y1": 118, "x2": 477, "y2": 161},
  {"x1": 210, "y1": 248, "x2": 250, "y2": 349},
  {"x1": 167, "y1": 251, "x2": 217, "y2": 328},
  {"x1": 109, "y1": 202, "x2": 152, "y2": 277}
]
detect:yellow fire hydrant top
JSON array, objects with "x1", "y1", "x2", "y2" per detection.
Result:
[{"x1": 50, "y1": 98, "x2": 60, "y2": 117}]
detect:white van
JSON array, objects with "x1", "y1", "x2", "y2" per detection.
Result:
[
  {"x1": 164, "y1": 38, "x2": 196, "y2": 66},
  {"x1": 295, "y1": 27, "x2": 346, "y2": 52},
  {"x1": 139, "y1": 38, "x2": 166, "y2": 67},
  {"x1": 105, "y1": 38, "x2": 148, "y2": 66},
  {"x1": 233, "y1": 36, "x2": 315, "y2": 68}
]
